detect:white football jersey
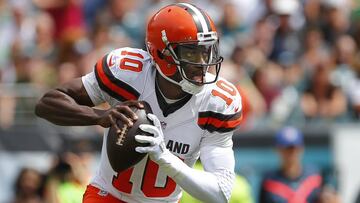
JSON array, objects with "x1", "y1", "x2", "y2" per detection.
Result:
[{"x1": 82, "y1": 47, "x2": 242, "y2": 203}]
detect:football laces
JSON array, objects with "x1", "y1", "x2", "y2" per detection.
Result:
[{"x1": 116, "y1": 123, "x2": 129, "y2": 146}]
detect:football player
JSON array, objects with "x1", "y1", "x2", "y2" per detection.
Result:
[{"x1": 35, "y1": 3, "x2": 242, "y2": 203}]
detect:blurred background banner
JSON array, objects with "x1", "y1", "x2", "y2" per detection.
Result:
[{"x1": 0, "y1": 0, "x2": 360, "y2": 202}]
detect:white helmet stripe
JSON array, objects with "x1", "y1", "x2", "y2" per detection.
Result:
[{"x1": 178, "y1": 3, "x2": 209, "y2": 33}]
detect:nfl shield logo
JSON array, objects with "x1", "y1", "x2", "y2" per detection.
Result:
[
  {"x1": 160, "y1": 121, "x2": 167, "y2": 130},
  {"x1": 98, "y1": 189, "x2": 108, "y2": 196}
]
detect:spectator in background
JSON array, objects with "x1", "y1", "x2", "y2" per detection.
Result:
[
  {"x1": 218, "y1": 1, "x2": 247, "y2": 58},
  {"x1": 321, "y1": 3, "x2": 349, "y2": 45},
  {"x1": 330, "y1": 35, "x2": 358, "y2": 98},
  {"x1": 259, "y1": 126, "x2": 339, "y2": 203},
  {"x1": 252, "y1": 17, "x2": 276, "y2": 57},
  {"x1": 32, "y1": 0, "x2": 86, "y2": 43},
  {"x1": 12, "y1": 167, "x2": 45, "y2": 203},
  {"x1": 303, "y1": 0, "x2": 322, "y2": 28},
  {"x1": 300, "y1": 63, "x2": 347, "y2": 122},
  {"x1": 252, "y1": 66, "x2": 281, "y2": 113},
  {"x1": 259, "y1": 126, "x2": 322, "y2": 203},
  {"x1": 300, "y1": 27, "x2": 329, "y2": 74},
  {"x1": 33, "y1": 0, "x2": 88, "y2": 66},
  {"x1": 269, "y1": 0, "x2": 302, "y2": 63},
  {"x1": 96, "y1": 0, "x2": 145, "y2": 49},
  {"x1": 43, "y1": 152, "x2": 89, "y2": 203},
  {"x1": 32, "y1": 12, "x2": 57, "y2": 62}
]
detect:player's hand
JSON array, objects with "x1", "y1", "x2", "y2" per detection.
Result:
[
  {"x1": 96, "y1": 100, "x2": 144, "y2": 128},
  {"x1": 135, "y1": 113, "x2": 169, "y2": 162}
]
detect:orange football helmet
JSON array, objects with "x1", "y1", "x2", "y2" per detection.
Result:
[{"x1": 146, "y1": 3, "x2": 223, "y2": 94}]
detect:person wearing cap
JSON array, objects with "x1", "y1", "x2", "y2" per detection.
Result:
[
  {"x1": 259, "y1": 126, "x2": 324, "y2": 203},
  {"x1": 269, "y1": 0, "x2": 303, "y2": 65}
]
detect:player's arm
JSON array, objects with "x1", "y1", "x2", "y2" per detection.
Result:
[
  {"x1": 168, "y1": 138, "x2": 234, "y2": 203},
  {"x1": 186, "y1": 134, "x2": 235, "y2": 203},
  {"x1": 35, "y1": 78, "x2": 142, "y2": 127},
  {"x1": 171, "y1": 133, "x2": 235, "y2": 203}
]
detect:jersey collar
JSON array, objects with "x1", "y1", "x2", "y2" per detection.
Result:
[{"x1": 155, "y1": 79, "x2": 192, "y2": 117}]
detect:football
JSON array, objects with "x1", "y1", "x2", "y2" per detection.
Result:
[{"x1": 106, "y1": 101, "x2": 153, "y2": 172}]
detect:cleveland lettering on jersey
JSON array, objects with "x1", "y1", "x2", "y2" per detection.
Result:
[{"x1": 166, "y1": 140, "x2": 190, "y2": 154}]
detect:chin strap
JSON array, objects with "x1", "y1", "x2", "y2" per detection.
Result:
[
  {"x1": 154, "y1": 63, "x2": 203, "y2": 95},
  {"x1": 179, "y1": 79, "x2": 204, "y2": 94}
]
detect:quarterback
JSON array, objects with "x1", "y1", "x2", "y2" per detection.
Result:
[{"x1": 35, "y1": 3, "x2": 242, "y2": 203}]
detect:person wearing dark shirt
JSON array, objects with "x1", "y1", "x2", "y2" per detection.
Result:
[{"x1": 259, "y1": 127, "x2": 323, "y2": 203}]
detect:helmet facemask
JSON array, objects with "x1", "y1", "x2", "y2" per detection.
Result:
[{"x1": 157, "y1": 30, "x2": 223, "y2": 94}]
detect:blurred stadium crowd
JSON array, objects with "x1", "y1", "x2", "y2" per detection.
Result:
[
  {"x1": 1, "y1": 0, "x2": 360, "y2": 202},
  {"x1": 1, "y1": 0, "x2": 360, "y2": 129},
  {"x1": 0, "y1": 0, "x2": 360, "y2": 129}
]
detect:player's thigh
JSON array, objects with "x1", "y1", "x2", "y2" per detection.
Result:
[{"x1": 83, "y1": 185, "x2": 126, "y2": 203}]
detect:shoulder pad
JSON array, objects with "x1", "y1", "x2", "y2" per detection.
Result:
[
  {"x1": 197, "y1": 78, "x2": 243, "y2": 133},
  {"x1": 94, "y1": 47, "x2": 151, "y2": 102},
  {"x1": 108, "y1": 47, "x2": 151, "y2": 68}
]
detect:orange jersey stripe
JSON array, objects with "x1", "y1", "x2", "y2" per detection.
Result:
[
  {"x1": 198, "y1": 114, "x2": 242, "y2": 129},
  {"x1": 95, "y1": 56, "x2": 138, "y2": 101}
]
